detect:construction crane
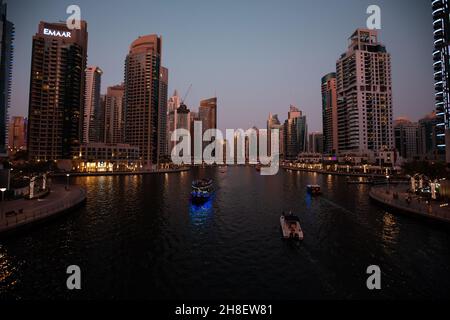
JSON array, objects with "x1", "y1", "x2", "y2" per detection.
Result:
[{"x1": 181, "y1": 84, "x2": 192, "y2": 105}]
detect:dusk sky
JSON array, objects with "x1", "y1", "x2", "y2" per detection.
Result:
[{"x1": 7, "y1": 0, "x2": 434, "y2": 132}]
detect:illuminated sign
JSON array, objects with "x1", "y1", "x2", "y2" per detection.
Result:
[{"x1": 43, "y1": 28, "x2": 72, "y2": 38}]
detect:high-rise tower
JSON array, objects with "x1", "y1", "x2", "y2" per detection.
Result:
[
  {"x1": 104, "y1": 84, "x2": 125, "y2": 144},
  {"x1": 336, "y1": 29, "x2": 393, "y2": 154},
  {"x1": 158, "y1": 66, "x2": 168, "y2": 161},
  {"x1": 27, "y1": 21, "x2": 88, "y2": 161},
  {"x1": 284, "y1": 105, "x2": 308, "y2": 160},
  {"x1": 267, "y1": 113, "x2": 284, "y2": 158},
  {"x1": 321, "y1": 72, "x2": 338, "y2": 155},
  {"x1": 167, "y1": 90, "x2": 181, "y2": 153},
  {"x1": 0, "y1": 0, "x2": 14, "y2": 157},
  {"x1": 432, "y1": 0, "x2": 450, "y2": 163},
  {"x1": 83, "y1": 66, "x2": 103, "y2": 143},
  {"x1": 199, "y1": 97, "x2": 217, "y2": 154},
  {"x1": 124, "y1": 34, "x2": 166, "y2": 167}
]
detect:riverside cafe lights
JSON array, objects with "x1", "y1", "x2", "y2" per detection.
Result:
[
  {"x1": 75, "y1": 161, "x2": 143, "y2": 173},
  {"x1": 410, "y1": 174, "x2": 442, "y2": 200}
]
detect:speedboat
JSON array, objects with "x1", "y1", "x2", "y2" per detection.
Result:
[
  {"x1": 191, "y1": 179, "x2": 214, "y2": 205},
  {"x1": 306, "y1": 184, "x2": 321, "y2": 195},
  {"x1": 280, "y1": 212, "x2": 304, "y2": 240}
]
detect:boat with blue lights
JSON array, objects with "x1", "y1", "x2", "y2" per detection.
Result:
[{"x1": 191, "y1": 179, "x2": 214, "y2": 205}]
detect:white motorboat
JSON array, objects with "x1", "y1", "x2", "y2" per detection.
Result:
[{"x1": 280, "y1": 212, "x2": 304, "y2": 240}]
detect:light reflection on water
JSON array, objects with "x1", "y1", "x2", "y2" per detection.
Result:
[
  {"x1": 0, "y1": 167, "x2": 449, "y2": 300},
  {"x1": 189, "y1": 196, "x2": 215, "y2": 227},
  {"x1": 305, "y1": 192, "x2": 312, "y2": 209},
  {"x1": 0, "y1": 246, "x2": 18, "y2": 293}
]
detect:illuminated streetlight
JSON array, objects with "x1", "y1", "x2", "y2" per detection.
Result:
[
  {"x1": 66, "y1": 174, "x2": 70, "y2": 191},
  {"x1": 0, "y1": 188, "x2": 6, "y2": 220},
  {"x1": 0, "y1": 188, "x2": 6, "y2": 202}
]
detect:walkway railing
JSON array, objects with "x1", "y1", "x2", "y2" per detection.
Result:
[
  {"x1": 369, "y1": 187, "x2": 450, "y2": 223},
  {"x1": 0, "y1": 187, "x2": 86, "y2": 233}
]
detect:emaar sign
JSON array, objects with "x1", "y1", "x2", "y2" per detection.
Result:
[{"x1": 43, "y1": 28, "x2": 72, "y2": 38}]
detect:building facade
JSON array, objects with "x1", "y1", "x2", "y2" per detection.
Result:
[
  {"x1": 27, "y1": 21, "x2": 88, "y2": 161},
  {"x1": 418, "y1": 111, "x2": 438, "y2": 160},
  {"x1": 0, "y1": 0, "x2": 14, "y2": 157},
  {"x1": 8, "y1": 116, "x2": 27, "y2": 154},
  {"x1": 83, "y1": 66, "x2": 103, "y2": 143},
  {"x1": 124, "y1": 34, "x2": 165, "y2": 167},
  {"x1": 336, "y1": 29, "x2": 394, "y2": 154},
  {"x1": 432, "y1": 0, "x2": 450, "y2": 163},
  {"x1": 284, "y1": 105, "x2": 308, "y2": 160},
  {"x1": 158, "y1": 66, "x2": 168, "y2": 161},
  {"x1": 176, "y1": 103, "x2": 191, "y2": 158},
  {"x1": 199, "y1": 97, "x2": 217, "y2": 155},
  {"x1": 167, "y1": 90, "x2": 181, "y2": 154},
  {"x1": 267, "y1": 113, "x2": 284, "y2": 158},
  {"x1": 308, "y1": 132, "x2": 324, "y2": 154},
  {"x1": 176, "y1": 103, "x2": 191, "y2": 132},
  {"x1": 104, "y1": 84, "x2": 125, "y2": 144},
  {"x1": 74, "y1": 143, "x2": 141, "y2": 172},
  {"x1": 99, "y1": 94, "x2": 106, "y2": 142},
  {"x1": 321, "y1": 72, "x2": 338, "y2": 155},
  {"x1": 199, "y1": 97, "x2": 217, "y2": 132},
  {"x1": 394, "y1": 118, "x2": 419, "y2": 161},
  {"x1": 190, "y1": 111, "x2": 201, "y2": 161}
]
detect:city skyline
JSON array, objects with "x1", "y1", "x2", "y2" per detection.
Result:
[
  {"x1": 1, "y1": 0, "x2": 450, "y2": 305},
  {"x1": 6, "y1": 0, "x2": 435, "y2": 133}
]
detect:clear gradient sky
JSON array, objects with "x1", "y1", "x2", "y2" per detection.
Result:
[{"x1": 7, "y1": 0, "x2": 434, "y2": 132}]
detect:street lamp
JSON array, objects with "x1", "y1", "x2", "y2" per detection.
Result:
[
  {"x1": 66, "y1": 174, "x2": 70, "y2": 191},
  {"x1": 0, "y1": 188, "x2": 6, "y2": 220}
]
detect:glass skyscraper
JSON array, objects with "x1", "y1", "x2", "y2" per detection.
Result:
[
  {"x1": 0, "y1": 0, "x2": 14, "y2": 156},
  {"x1": 432, "y1": 0, "x2": 450, "y2": 162},
  {"x1": 321, "y1": 72, "x2": 337, "y2": 155}
]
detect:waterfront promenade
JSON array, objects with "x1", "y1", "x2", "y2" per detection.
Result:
[
  {"x1": 0, "y1": 184, "x2": 86, "y2": 235},
  {"x1": 282, "y1": 165, "x2": 388, "y2": 178},
  {"x1": 53, "y1": 166, "x2": 190, "y2": 177},
  {"x1": 369, "y1": 186, "x2": 450, "y2": 224}
]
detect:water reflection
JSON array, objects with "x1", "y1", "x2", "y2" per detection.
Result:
[
  {"x1": 189, "y1": 196, "x2": 214, "y2": 226},
  {"x1": 305, "y1": 192, "x2": 312, "y2": 210},
  {"x1": 381, "y1": 213, "x2": 399, "y2": 248},
  {"x1": 2, "y1": 167, "x2": 450, "y2": 300},
  {"x1": 0, "y1": 246, "x2": 17, "y2": 294}
]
